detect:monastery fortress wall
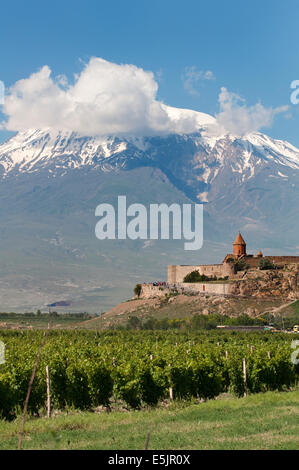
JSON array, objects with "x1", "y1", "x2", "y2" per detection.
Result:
[
  {"x1": 168, "y1": 263, "x2": 234, "y2": 284},
  {"x1": 168, "y1": 233, "x2": 299, "y2": 284}
]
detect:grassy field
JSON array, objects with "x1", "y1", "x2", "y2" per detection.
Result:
[
  {"x1": 1, "y1": 390, "x2": 298, "y2": 450},
  {"x1": 0, "y1": 313, "x2": 95, "y2": 329}
]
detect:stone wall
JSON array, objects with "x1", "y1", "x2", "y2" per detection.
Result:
[
  {"x1": 268, "y1": 256, "x2": 299, "y2": 265},
  {"x1": 140, "y1": 284, "x2": 169, "y2": 299},
  {"x1": 243, "y1": 255, "x2": 299, "y2": 269},
  {"x1": 168, "y1": 263, "x2": 234, "y2": 283},
  {"x1": 139, "y1": 282, "x2": 234, "y2": 299},
  {"x1": 177, "y1": 282, "x2": 234, "y2": 295}
]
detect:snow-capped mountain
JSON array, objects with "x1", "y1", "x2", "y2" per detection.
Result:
[
  {"x1": 1, "y1": 122, "x2": 299, "y2": 181},
  {"x1": 0, "y1": 107, "x2": 298, "y2": 312},
  {"x1": 0, "y1": 117, "x2": 298, "y2": 207},
  {"x1": 0, "y1": 104, "x2": 217, "y2": 177}
]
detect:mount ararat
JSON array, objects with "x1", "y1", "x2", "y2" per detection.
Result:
[{"x1": 0, "y1": 106, "x2": 298, "y2": 311}]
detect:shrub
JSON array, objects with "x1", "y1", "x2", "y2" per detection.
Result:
[
  {"x1": 258, "y1": 258, "x2": 276, "y2": 270},
  {"x1": 167, "y1": 364, "x2": 195, "y2": 399},
  {"x1": 113, "y1": 363, "x2": 142, "y2": 408},
  {"x1": 183, "y1": 271, "x2": 217, "y2": 283},
  {"x1": 192, "y1": 359, "x2": 224, "y2": 399},
  {"x1": 48, "y1": 354, "x2": 69, "y2": 409},
  {"x1": 65, "y1": 362, "x2": 91, "y2": 409},
  {"x1": 0, "y1": 372, "x2": 16, "y2": 420},
  {"x1": 127, "y1": 316, "x2": 142, "y2": 329},
  {"x1": 86, "y1": 362, "x2": 113, "y2": 407},
  {"x1": 139, "y1": 366, "x2": 166, "y2": 406}
]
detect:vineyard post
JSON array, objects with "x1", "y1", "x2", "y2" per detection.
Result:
[
  {"x1": 267, "y1": 351, "x2": 271, "y2": 359},
  {"x1": 225, "y1": 350, "x2": 228, "y2": 360},
  {"x1": 144, "y1": 431, "x2": 151, "y2": 450},
  {"x1": 169, "y1": 387, "x2": 173, "y2": 401},
  {"x1": 46, "y1": 365, "x2": 51, "y2": 418},
  {"x1": 242, "y1": 358, "x2": 247, "y2": 397}
]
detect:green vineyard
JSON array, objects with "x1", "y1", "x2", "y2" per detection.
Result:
[{"x1": 0, "y1": 330, "x2": 298, "y2": 419}]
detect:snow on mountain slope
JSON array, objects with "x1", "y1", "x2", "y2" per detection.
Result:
[
  {"x1": 0, "y1": 105, "x2": 299, "y2": 208},
  {"x1": 1, "y1": 127, "x2": 299, "y2": 179},
  {"x1": 0, "y1": 105, "x2": 217, "y2": 176},
  {"x1": 0, "y1": 129, "x2": 129, "y2": 175},
  {"x1": 246, "y1": 133, "x2": 299, "y2": 170}
]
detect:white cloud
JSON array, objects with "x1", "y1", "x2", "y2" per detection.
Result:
[
  {"x1": 215, "y1": 87, "x2": 289, "y2": 136},
  {"x1": 2, "y1": 58, "x2": 194, "y2": 136},
  {"x1": 182, "y1": 66, "x2": 215, "y2": 96},
  {"x1": 1, "y1": 58, "x2": 288, "y2": 138},
  {"x1": 3, "y1": 58, "x2": 216, "y2": 136}
]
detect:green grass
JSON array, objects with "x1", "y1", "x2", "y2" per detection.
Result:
[
  {"x1": 291, "y1": 300, "x2": 299, "y2": 316},
  {"x1": 278, "y1": 300, "x2": 299, "y2": 317},
  {"x1": 1, "y1": 390, "x2": 298, "y2": 450}
]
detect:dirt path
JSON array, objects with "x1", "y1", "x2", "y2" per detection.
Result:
[{"x1": 257, "y1": 298, "x2": 298, "y2": 318}]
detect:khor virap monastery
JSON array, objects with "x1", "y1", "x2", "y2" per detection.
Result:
[
  {"x1": 140, "y1": 233, "x2": 299, "y2": 300},
  {"x1": 168, "y1": 233, "x2": 299, "y2": 284},
  {"x1": 137, "y1": 232, "x2": 299, "y2": 300}
]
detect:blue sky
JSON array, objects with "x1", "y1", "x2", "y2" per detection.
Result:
[{"x1": 1, "y1": 0, "x2": 299, "y2": 145}]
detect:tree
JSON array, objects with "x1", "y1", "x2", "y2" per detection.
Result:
[
  {"x1": 258, "y1": 258, "x2": 276, "y2": 270},
  {"x1": 134, "y1": 284, "x2": 142, "y2": 297},
  {"x1": 184, "y1": 270, "x2": 201, "y2": 282},
  {"x1": 183, "y1": 271, "x2": 214, "y2": 282},
  {"x1": 127, "y1": 316, "x2": 142, "y2": 329},
  {"x1": 234, "y1": 258, "x2": 249, "y2": 272}
]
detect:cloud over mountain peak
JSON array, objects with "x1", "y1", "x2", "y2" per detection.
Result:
[
  {"x1": 1, "y1": 57, "x2": 288, "y2": 139},
  {"x1": 2, "y1": 58, "x2": 214, "y2": 137}
]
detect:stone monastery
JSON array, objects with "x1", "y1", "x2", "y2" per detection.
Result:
[
  {"x1": 168, "y1": 232, "x2": 299, "y2": 284},
  {"x1": 139, "y1": 233, "x2": 299, "y2": 300}
]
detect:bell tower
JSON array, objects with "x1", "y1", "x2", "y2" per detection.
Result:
[{"x1": 233, "y1": 232, "x2": 246, "y2": 257}]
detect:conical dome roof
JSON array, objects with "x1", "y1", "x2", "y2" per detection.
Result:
[{"x1": 233, "y1": 232, "x2": 246, "y2": 245}]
